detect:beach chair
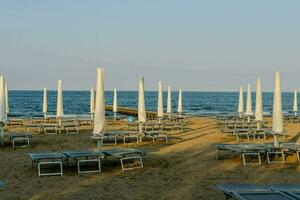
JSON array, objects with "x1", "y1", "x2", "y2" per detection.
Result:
[
  {"x1": 216, "y1": 183, "x2": 296, "y2": 200},
  {"x1": 42, "y1": 123, "x2": 59, "y2": 134},
  {"x1": 267, "y1": 184, "x2": 300, "y2": 199},
  {"x1": 215, "y1": 143, "x2": 269, "y2": 165},
  {"x1": 62, "y1": 150, "x2": 102, "y2": 173},
  {"x1": 64, "y1": 121, "x2": 79, "y2": 134},
  {"x1": 92, "y1": 131, "x2": 140, "y2": 146},
  {"x1": 99, "y1": 148, "x2": 145, "y2": 171},
  {"x1": 28, "y1": 152, "x2": 66, "y2": 176},
  {"x1": 8, "y1": 132, "x2": 32, "y2": 147},
  {"x1": 278, "y1": 143, "x2": 300, "y2": 162},
  {"x1": 144, "y1": 130, "x2": 168, "y2": 143}
]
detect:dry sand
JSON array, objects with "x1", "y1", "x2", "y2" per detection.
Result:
[{"x1": 1, "y1": 117, "x2": 300, "y2": 200}]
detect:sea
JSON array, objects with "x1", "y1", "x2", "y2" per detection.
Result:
[{"x1": 6, "y1": 91, "x2": 297, "y2": 118}]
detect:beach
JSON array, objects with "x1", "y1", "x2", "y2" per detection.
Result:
[{"x1": 0, "y1": 117, "x2": 299, "y2": 200}]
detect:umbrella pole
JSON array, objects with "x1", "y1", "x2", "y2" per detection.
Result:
[
  {"x1": 0, "y1": 125, "x2": 3, "y2": 145},
  {"x1": 274, "y1": 134, "x2": 279, "y2": 147},
  {"x1": 114, "y1": 112, "x2": 116, "y2": 122},
  {"x1": 257, "y1": 121, "x2": 261, "y2": 130}
]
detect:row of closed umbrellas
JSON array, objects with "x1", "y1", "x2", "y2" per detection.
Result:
[
  {"x1": 0, "y1": 68, "x2": 183, "y2": 134},
  {"x1": 237, "y1": 72, "x2": 284, "y2": 146}
]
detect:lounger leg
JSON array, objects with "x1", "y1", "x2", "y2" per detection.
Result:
[{"x1": 216, "y1": 149, "x2": 219, "y2": 160}]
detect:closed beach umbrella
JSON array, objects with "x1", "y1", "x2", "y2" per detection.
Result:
[
  {"x1": 0, "y1": 75, "x2": 6, "y2": 122},
  {"x1": 90, "y1": 85, "x2": 95, "y2": 119},
  {"x1": 245, "y1": 84, "x2": 253, "y2": 116},
  {"x1": 56, "y1": 80, "x2": 64, "y2": 118},
  {"x1": 43, "y1": 88, "x2": 47, "y2": 119},
  {"x1": 157, "y1": 81, "x2": 164, "y2": 119},
  {"x1": 5, "y1": 82, "x2": 8, "y2": 115},
  {"x1": 167, "y1": 84, "x2": 172, "y2": 118},
  {"x1": 113, "y1": 88, "x2": 117, "y2": 121},
  {"x1": 255, "y1": 78, "x2": 263, "y2": 121},
  {"x1": 272, "y1": 72, "x2": 283, "y2": 147},
  {"x1": 0, "y1": 75, "x2": 6, "y2": 145},
  {"x1": 293, "y1": 90, "x2": 298, "y2": 116},
  {"x1": 177, "y1": 89, "x2": 182, "y2": 116},
  {"x1": 93, "y1": 68, "x2": 106, "y2": 135},
  {"x1": 238, "y1": 85, "x2": 244, "y2": 117},
  {"x1": 138, "y1": 76, "x2": 146, "y2": 133}
]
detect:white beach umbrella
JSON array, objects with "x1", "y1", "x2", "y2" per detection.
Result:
[
  {"x1": 90, "y1": 85, "x2": 95, "y2": 120},
  {"x1": 0, "y1": 75, "x2": 6, "y2": 145},
  {"x1": 167, "y1": 84, "x2": 172, "y2": 118},
  {"x1": 255, "y1": 78, "x2": 263, "y2": 121},
  {"x1": 93, "y1": 68, "x2": 106, "y2": 135},
  {"x1": 272, "y1": 72, "x2": 283, "y2": 147},
  {"x1": 113, "y1": 88, "x2": 117, "y2": 121},
  {"x1": 56, "y1": 80, "x2": 64, "y2": 118},
  {"x1": 138, "y1": 76, "x2": 146, "y2": 133},
  {"x1": 0, "y1": 75, "x2": 7, "y2": 122},
  {"x1": 157, "y1": 81, "x2": 164, "y2": 119},
  {"x1": 245, "y1": 84, "x2": 253, "y2": 116},
  {"x1": 238, "y1": 85, "x2": 244, "y2": 117},
  {"x1": 5, "y1": 82, "x2": 8, "y2": 115},
  {"x1": 177, "y1": 89, "x2": 182, "y2": 116},
  {"x1": 43, "y1": 88, "x2": 47, "y2": 119},
  {"x1": 293, "y1": 90, "x2": 298, "y2": 116}
]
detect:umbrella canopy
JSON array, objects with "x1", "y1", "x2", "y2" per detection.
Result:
[
  {"x1": 293, "y1": 90, "x2": 298, "y2": 113},
  {"x1": 43, "y1": 88, "x2": 47, "y2": 114},
  {"x1": 93, "y1": 68, "x2": 106, "y2": 135},
  {"x1": 245, "y1": 84, "x2": 253, "y2": 116},
  {"x1": 177, "y1": 89, "x2": 182, "y2": 114},
  {"x1": 167, "y1": 84, "x2": 172, "y2": 114},
  {"x1": 138, "y1": 77, "x2": 146, "y2": 123},
  {"x1": 113, "y1": 88, "x2": 117, "y2": 113},
  {"x1": 56, "y1": 80, "x2": 64, "y2": 118},
  {"x1": 238, "y1": 85, "x2": 244, "y2": 114},
  {"x1": 255, "y1": 78, "x2": 263, "y2": 121},
  {"x1": 0, "y1": 75, "x2": 7, "y2": 122},
  {"x1": 157, "y1": 81, "x2": 163, "y2": 118},
  {"x1": 5, "y1": 82, "x2": 8, "y2": 114},
  {"x1": 90, "y1": 85, "x2": 95, "y2": 114},
  {"x1": 272, "y1": 72, "x2": 283, "y2": 134}
]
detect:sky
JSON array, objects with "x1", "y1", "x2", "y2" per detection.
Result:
[{"x1": 1, "y1": 0, "x2": 300, "y2": 91}]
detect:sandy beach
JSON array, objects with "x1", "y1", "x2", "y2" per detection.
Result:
[{"x1": 0, "y1": 117, "x2": 299, "y2": 200}]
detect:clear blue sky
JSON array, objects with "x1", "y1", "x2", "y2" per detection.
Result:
[{"x1": 1, "y1": 0, "x2": 300, "y2": 91}]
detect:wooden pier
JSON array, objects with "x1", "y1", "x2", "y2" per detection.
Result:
[{"x1": 105, "y1": 105, "x2": 158, "y2": 118}]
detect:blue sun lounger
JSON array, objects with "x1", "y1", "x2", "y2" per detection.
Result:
[
  {"x1": 99, "y1": 148, "x2": 145, "y2": 171},
  {"x1": 62, "y1": 150, "x2": 103, "y2": 174},
  {"x1": 8, "y1": 132, "x2": 32, "y2": 147},
  {"x1": 216, "y1": 183, "x2": 296, "y2": 200},
  {"x1": 267, "y1": 184, "x2": 300, "y2": 200},
  {"x1": 28, "y1": 152, "x2": 66, "y2": 177}
]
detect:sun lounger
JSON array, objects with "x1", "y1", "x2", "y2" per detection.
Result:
[
  {"x1": 216, "y1": 183, "x2": 296, "y2": 200},
  {"x1": 144, "y1": 131, "x2": 168, "y2": 143},
  {"x1": 99, "y1": 148, "x2": 145, "y2": 171},
  {"x1": 42, "y1": 123, "x2": 59, "y2": 134},
  {"x1": 215, "y1": 143, "x2": 275, "y2": 165},
  {"x1": 8, "y1": 132, "x2": 32, "y2": 147},
  {"x1": 24, "y1": 123, "x2": 42, "y2": 133},
  {"x1": 64, "y1": 122, "x2": 79, "y2": 134},
  {"x1": 62, "y1": 150, "x2": 102, "y2": 173},
  {"x1": 279, "y1": 143, "x2": 300, "y2": 162},
  {"x1": 92, "y1": 131, "x2": 141, "y2": 146},
  {"x1": 267, "y1": 184, "x2": 300, "y2": 199},
  {"x1": 28, "y1": 152, "x2": 66, "y2": 176}
]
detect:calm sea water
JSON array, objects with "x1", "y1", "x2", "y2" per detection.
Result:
[{"x1": 6, "y1": 91, "x2": 297, "y2": 117}]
